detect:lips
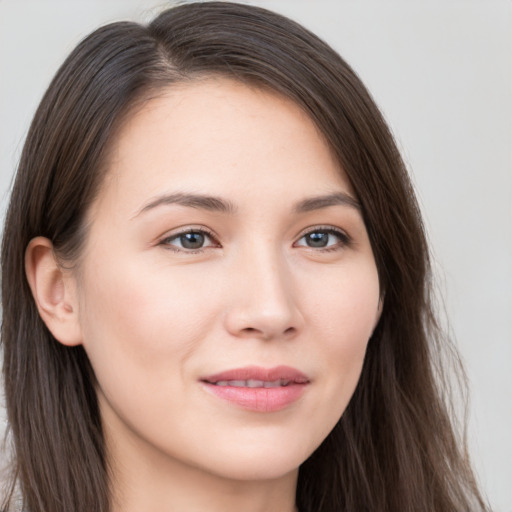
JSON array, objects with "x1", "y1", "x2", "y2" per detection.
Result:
[
  {"x1": 212, "y1": 379, "x2": 294, "y2": 388},
  {"x1": 200, "y1": 365, "x2": 309, "y2": 412}
]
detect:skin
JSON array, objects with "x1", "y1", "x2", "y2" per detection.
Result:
[{"x1": 26, "y1": 78, "x2": 381, "y2": 512}]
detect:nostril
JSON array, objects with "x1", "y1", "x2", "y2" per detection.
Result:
[
  {"x1": 241, "y1": 327, "x2": 258, "y2": 336},
  {"x1": 238, "y1": 326, "x2": 296, "y2": 340}
]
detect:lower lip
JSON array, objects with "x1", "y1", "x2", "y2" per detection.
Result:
[{"x1": 202, "y1": 382, "x2": 307, "y2": 412}]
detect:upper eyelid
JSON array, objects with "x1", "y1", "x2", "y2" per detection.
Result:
[
  {"x1": 295, "y1": 225, "x2": 349, "y2": 239},
  {"x1": 160, "y1": 225, "x2": 218, "y2": 240}
]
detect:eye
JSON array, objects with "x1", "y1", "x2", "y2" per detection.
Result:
[
  {"x1": 161, "y1": 228, "x2": 219, "y2": 252},
  {"x1": 295, "y1": 227, "x2": 350, "y2": 250}
]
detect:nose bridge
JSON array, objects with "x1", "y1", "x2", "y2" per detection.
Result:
[
  {"x1": 224, "y1": 238, "x2": 302, "y2": 340},
  {"x1": 248, "y1": 243, "x2": 291, "y2": 306}
]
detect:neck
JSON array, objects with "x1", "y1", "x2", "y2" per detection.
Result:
[
  {"x1": 104, "y1": 416, "x2": 299, "y2": 512},
  {"x1": 110, "y1": 453, "x2": 299, "y2": 512},
  {"x1": 112, "y1": 466, "x2": 298, "y2": 512}
]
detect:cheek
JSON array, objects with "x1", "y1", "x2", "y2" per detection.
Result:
[
  {"x1": 303, "y1": 259, "x2": 379, "y2": 415},
  {"x1": 76, "y1": 257, "x2": 221, "y2": 396},
  {"x1": 307, "y1": 257, "x2": 380, "y2": 345}
]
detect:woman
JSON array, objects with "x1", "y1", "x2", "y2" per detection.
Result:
[{"x1": 1, "y1": 2, "x2": 490, "y2": 511}]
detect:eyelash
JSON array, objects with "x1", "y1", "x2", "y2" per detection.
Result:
[
  {"x1": 159, "y1": 225, "x2": 351, "y2": 254},
  {"x1": 294, "y1": 226, "x2": 352, "y2": 252},
  {"x1": 160, "y1": 226, "x2": 219, "y2": 254}
]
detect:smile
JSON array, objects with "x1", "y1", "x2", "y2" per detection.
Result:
[{"x1": 200, "y1": 366, "x2": 309, "y2": 412}]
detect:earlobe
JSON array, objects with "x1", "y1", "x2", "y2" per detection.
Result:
[{"x1": 25, "y1": 237, "x2": 82, "y2": 346}]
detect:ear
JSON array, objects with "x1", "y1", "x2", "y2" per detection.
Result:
[{"x1": 25, "y1": 236, "x2": 82, "y2": 346}]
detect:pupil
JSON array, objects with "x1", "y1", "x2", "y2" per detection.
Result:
[
  {"x1": 181, "y1": 232, "x2": 204, "y2": 249},
  {"x1": 307, "y1": 232, "x2": 328, "y2": 247}
]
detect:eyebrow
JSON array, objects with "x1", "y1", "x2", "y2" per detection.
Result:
[
  {"x1": 134, "y1": 191, "x2": 360, "y2": 218},
  {"x1": 135, "y1": 192, "x2": 237, "y2": 217},
  {"x1": 293, "y1": 192, "x2": 361, "y2": 213}
]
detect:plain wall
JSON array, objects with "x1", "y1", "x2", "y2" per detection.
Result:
[{"x1": 0, "y1": 1, "x2": 511, "y2": 510}]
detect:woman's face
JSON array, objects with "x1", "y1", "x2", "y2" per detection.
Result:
[{"x1": 75, "y1": 78, "x2": 380, "y2": 481}]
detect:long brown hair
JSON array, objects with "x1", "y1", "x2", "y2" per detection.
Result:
[{"x1": 1, "y1": 2, "x2": 489, "y2": 511}]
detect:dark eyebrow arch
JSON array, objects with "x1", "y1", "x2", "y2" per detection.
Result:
[
  {"x1": 135, "y1": 192, "x2": 237, "y2": 218},
  {"x1": 293, "y1": 193, "x2": 361, "y2": 213}
]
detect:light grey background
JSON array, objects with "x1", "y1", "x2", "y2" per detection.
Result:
[{"x1": 0, "y1": 1, "x2": 511, "y2": 511}]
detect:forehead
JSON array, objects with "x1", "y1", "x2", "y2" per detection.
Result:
[{"x1": 93, "y1": 77, "x2": 352, "y2": 218}]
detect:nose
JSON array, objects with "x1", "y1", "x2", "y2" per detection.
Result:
[{"x1": 223, "y1": 246, "x2": 304, "y2": 341}]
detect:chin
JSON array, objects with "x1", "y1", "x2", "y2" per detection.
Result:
[
  {"x1": 204, "y1": 453, "x2": 303, "y2": 482},
  {"x1": 189, "y1": 432, "x2": 318, "y2": 482}
]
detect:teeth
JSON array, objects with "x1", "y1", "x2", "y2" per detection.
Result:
[
  {"x1": 264, "y1": 379, "x2": 289, "y2": 388},
  {"x1": 228, "y1": 380, "x2": 246, "y2": 387},
  {"x1": 247, "y1": 379, "x2": 265, "y2": 388},
  {"x1": 213, "y1": 379, "x2": 291, "y2": 388}
]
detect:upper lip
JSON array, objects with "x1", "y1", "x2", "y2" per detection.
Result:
[{"x1": 201, "y1": 365, "x2": 309, "y2": 384}]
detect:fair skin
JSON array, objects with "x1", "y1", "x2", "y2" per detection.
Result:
[{"x1": 26, "y1": 78, "x2": 381, "y2": 512}]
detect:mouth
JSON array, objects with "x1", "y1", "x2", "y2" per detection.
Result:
[
  {"x1": 208, "y1": 378, "x2": 297, "y2": 388},
  {"x1": 200, "y1": 365, "x2": 310, "y2": 412}
]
